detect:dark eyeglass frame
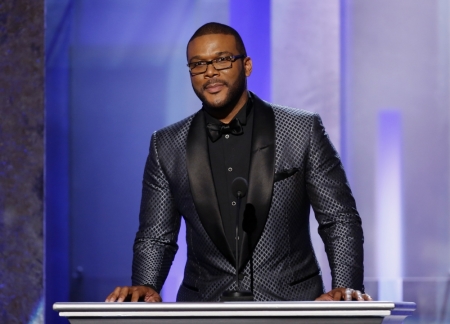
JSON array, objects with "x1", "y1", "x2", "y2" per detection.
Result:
[{"x1": 187, "y1": 54, "x2": 246, "y2": 74}]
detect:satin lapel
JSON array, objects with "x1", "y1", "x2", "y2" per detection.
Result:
[
  {"x1": 239, "y1": 93, "x2": 276, "y2": 271},
  {"x1": 186, "y1": 110, "x2": 235, "y2": 266}
]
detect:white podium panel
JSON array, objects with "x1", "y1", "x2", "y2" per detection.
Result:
[{"x1": 54, "y1": 301, "x2": 415, "y2": 324}]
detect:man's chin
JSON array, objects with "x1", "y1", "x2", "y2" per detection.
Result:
[{"x1": 202, "y1": 94, "x2": 229, "y2": 109}]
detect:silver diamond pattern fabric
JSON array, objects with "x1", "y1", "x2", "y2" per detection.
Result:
[
  {"x1": 132, "y1": 99, "x2": 364, "y2": 301},
  {"x1": 272, "y1": 104, "x2": 364, "y2": 292}
]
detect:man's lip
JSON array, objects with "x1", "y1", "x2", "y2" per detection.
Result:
[{"x1": 204, "y1": 82, "x2": 225, "y2": 93}]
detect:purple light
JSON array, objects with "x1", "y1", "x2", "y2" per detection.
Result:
[{"x1": 376, "y1": 110, "x2": 403, "y2": 301}]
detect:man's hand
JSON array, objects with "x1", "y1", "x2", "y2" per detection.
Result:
[
  {"x1": 315, "y1": 288, "x2": 372, "y2": 301},
  {"x1": 105, "y1": 286, "x2": 162, "y2": 303}
]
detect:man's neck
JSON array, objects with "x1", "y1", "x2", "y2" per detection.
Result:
[{"x1": 204, "y1": 91, "x2": 249, "y2": 124}]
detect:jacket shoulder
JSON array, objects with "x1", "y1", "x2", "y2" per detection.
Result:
[
  {"x1": 270, "y1": 103, "x2": 317, "y2": 120},
  {"x1": 266, "y1": 103, "x2": 318, "y2": 133},
  {"x1": 251, "y1": 91, "x2": 316, "y2": 121},
  {"x1": 153, "y1": 113, "x2": 197, "y2": 141}
]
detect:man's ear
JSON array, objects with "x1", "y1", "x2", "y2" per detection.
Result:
[{"x1": 244, "y1": 56, "x2": 252, "y2": 77}]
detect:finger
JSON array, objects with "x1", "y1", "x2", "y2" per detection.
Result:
[
  {"x1": 131, "y1": 288, "x2": 141, "y2": 302},
  {"x1": 315, "y1": 293, "x2": 333, "y2": 301},
  {"x1": 117, "y1": 287, "x2": 130, "y2": 302},
  {"x1": 105, "y1": 287, "x2": 122, "y2": 302},
  {"x1": 344, "y1": 288, "x2": 353, "y2": 301},
  {"x1": 144, "y1": 291, "x2": 162, "y2": 303},
  {"x1": 105, "y1": 294, "x2": 114, "y2": 302},
  {"x1": 362, "y1": 293, "x2": 373, "y2": 301},
  {"x1": 315, "y1": 294, "x2": 326, "y2": 301},
  {"x1": 105, "y1": 293, "x2": 114, "y2": 302},
  {"x1": 333, "y1": 289, "x2": 342, "y2": 301},
  {"x1": 145, "y1": 295, "x2": 159, "y2": 302},
  {"x1": 146, "y1": 294, "x2": 162, "y2": 302},
  {"x1": 353, "y1": 290, "x2": 364, "y2": 301}
]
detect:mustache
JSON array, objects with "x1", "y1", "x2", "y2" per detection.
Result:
[{"x1": 203, "y1": 78, "x2": 228, "y2": 90}]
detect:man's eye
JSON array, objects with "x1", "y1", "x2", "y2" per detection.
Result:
[
  {"x1": 215, "y1": 57, "x2": 227, "y2": 62},
  {"x1": 192, "y1": 61, "x2": 206, "y2": 66}
]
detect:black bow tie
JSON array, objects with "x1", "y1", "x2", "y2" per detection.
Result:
[{"x1": 206, "y1": 118, "x2": 243, "y2": 142}]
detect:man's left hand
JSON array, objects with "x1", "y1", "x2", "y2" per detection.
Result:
[{"x1": 315, "y1": 288, "x2": 373, "y2": 301}]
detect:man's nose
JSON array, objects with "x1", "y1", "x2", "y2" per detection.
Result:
[{"x1": 204, "y1": 63, "x2": 219, "y2": 77}]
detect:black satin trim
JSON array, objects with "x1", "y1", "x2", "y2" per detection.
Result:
[
  {"x1": 239, "y1": 92, "x2": 276, "y2": 271},
  {"x1": 187, "y1": 93, "x2": 276, "y2": 270},
  {"x1": 186, "y1": 111, "x2": 235, "y2": 266}
]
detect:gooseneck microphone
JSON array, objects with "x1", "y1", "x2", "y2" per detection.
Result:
[
  {"x1": 243, "y1": 203, "x2": 257, "y2": 293},
  {"x1": 231, "y1": 177, "x2": 247, "y2": 292},
  {"x1": 231, "y1": 177, "x2": 248, "y2": 200},
  {"x1": 221, "y1": 177, "x2": 254, "y2": 301}
]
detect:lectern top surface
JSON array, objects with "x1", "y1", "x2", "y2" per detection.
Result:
[
  {"x1": 53, "y1": 301, "x2": 416, "y2": 321},
  {"x1": 54, "y1": 301, "x2": 416, "y2": 312}
]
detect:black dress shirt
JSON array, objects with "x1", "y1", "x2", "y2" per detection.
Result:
[{"x1": 204, "y1": 94, "x2": 254, "y2": 257}]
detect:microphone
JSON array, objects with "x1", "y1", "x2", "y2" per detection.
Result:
[
  {"x1": 231, "y1": 178, "x2": 248, "y2": 291},
  {"x1": 221, "y1": 177, "x2": 254, "y2": 301},
  {"x1": 243, "y1": 204, "x2": 257, "y2": 293},
  {"x1": 231, "y1": 177, "x2": 248, "y2": 199}
]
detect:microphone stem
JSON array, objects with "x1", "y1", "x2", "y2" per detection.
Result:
[{"x1": 236, "y1": 193, "x2": 242, "y2": 291}]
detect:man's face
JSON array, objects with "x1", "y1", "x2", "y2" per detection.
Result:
[{"x1": 187, "y1": 34, "x2": 252, "y2": 111}]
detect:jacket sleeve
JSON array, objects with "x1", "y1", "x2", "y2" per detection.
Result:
[
  {"x1": 131, "y1": 131, "x2": 181, "y2": 292},
  {"x1": 305, "y1": 114, "x2": 365, "y2": 292}
]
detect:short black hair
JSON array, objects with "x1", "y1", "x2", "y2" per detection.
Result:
[{"x1": 187, "y1": 22, "x2": 247, "y2": 57}]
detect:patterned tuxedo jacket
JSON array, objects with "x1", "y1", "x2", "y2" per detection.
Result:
[{"x1": 132, "y1": 92, "x2": 364, "y2": 301}]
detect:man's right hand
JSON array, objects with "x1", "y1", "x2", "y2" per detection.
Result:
[{"x1": 105, "y1": 286, "x2": 162, "y2": 302}]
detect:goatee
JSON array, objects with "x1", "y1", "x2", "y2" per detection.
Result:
[{"x1": 193, "y1": 69, "x2": 247, "y2": 116}]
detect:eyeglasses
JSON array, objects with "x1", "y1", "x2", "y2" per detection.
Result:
[{"x1": 187, "y1": 54, "x2": 246, "y2": 74}]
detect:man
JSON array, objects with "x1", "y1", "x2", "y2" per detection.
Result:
[{"x1": 106, "y1": 22, "x2": 371, "y2": 303}]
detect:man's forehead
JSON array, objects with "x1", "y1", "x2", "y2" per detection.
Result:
[{"x1": 187, "y1": 34, "x2": 237, "y2": 58}]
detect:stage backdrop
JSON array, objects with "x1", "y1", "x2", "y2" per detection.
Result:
[{"x1": 44, "y1": 1, "x2": 450, "y2": 323}]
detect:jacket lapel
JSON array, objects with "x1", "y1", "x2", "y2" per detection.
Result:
[
  {"x1": 186, "y1": 110, "x2": 236, "y2": 266},
  {"x1": 239, "y1": 93, "x2": 276, "y2": 271}
]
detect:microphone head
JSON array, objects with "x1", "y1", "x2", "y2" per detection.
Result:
[{"x1": 231, "y1": 177, "x2": 248, "y2": 198}]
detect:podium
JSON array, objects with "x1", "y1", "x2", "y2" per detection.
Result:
[{"x1": 53, "y1": 301, "x2": 415, "y2": 324}]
